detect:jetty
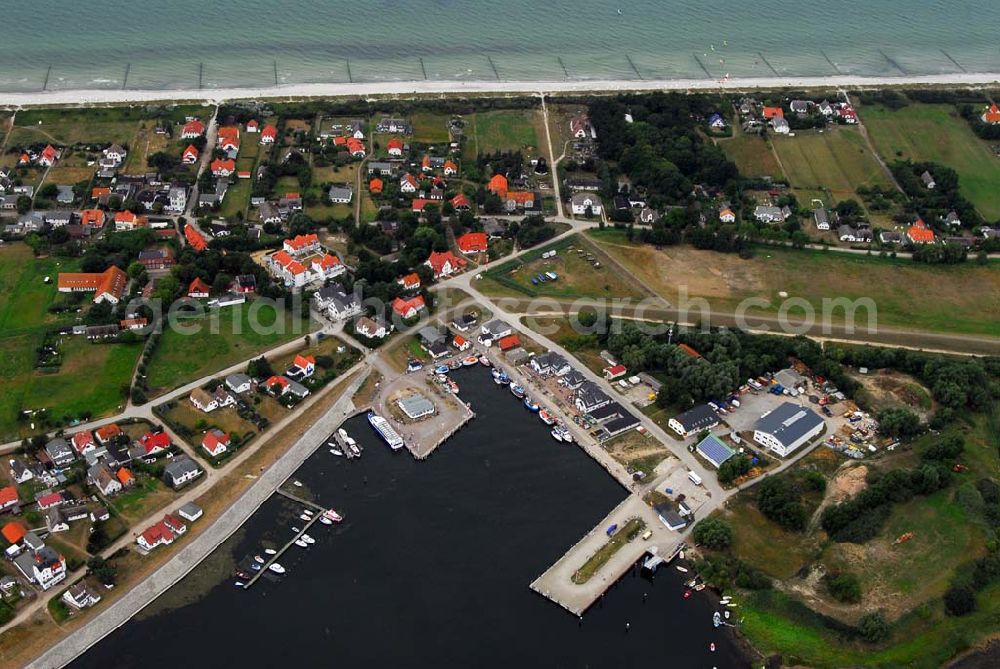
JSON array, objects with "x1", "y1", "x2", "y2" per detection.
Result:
[
  {"x1": 242, "y1": 488, "x2": 326, "y2": 589},
  {"x1": 411, "y1": 403, "x2": 475, "y2": 460}
]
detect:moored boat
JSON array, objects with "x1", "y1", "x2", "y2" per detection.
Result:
[
  {"x1": 299, "y1": 513, "x2": 311, "y2": 521},
  {"x1": 435, "y1": 365, "x2": 450, "y2": 375},
  {"x1": 550, "y1": 427, "x2": 564, "y2": 442},
  {"x1": 368, "y1": 412, "x2": 404, "y2": 450},
  {"x1": 449, "y1": 380, "x2": 460, "y2": 394},
  {"x1": 264, "y1": 548, "x2": 277, "y2": 555},
  {"x1": 324, "y1": 509, "x2": 343, "y2": 522},
  {"x1": 510, "y1": 383, "x2": 525, "y2": 399},
  {"x1": 302, "y1": 534, "x2": 315, "y2": 544},
  {"x1": 462, "y1": 355, "x2": 478, "y2": 366},
  {"x1": 479, "y1": 355, "x2": 491, "y2": 366},
  {"x1": 268, "y1": 563, "x2": 286, "y2": 574},
  {"x1": 523, "y1": 396, "x2": 540, "y2": 412},
  {"x1": 295, "y1": 539, "x2": 309, "y2": 548},
  {"x1": 449, "y1": 360, "x2": 462, "y2": 370},
  {"x1": 253, "y1": 555, "x2": 264, "y2": 564},
  {"x1": 319, "y1": 516, "x2": 333, "y2": 525},
  {"x1": 539, "y1": 409, "x2": 556, "y2": 425}
]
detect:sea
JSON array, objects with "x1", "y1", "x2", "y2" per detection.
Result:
[
  {"x1": 2, "y1": 1, "x2": 1000, "y2": 92},
  {"x1": 68, "y1": 367, "x2": 752, "y2": 668}
]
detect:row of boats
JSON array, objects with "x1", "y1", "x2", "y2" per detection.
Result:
[
  {"x1": 327, "y1": 428, "x2": 361, "y2": 458},
  {"x1": 494, "y1": 368, "x2": 575, "y2": 443},
  {"x1": 233, "y1": 507, "x2": 343, "y2": 586}
]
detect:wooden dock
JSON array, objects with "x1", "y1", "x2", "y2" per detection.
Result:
[{"x1": 242, "y1": 489, "x2": 326, "y2": 589}]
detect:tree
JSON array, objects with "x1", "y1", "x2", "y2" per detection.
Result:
[
  {"x1": 718, "y1": 455, "x2": 752, "y2": 484},
  {"x1": 87, "y1": 556, "x2": 118, "y2": 586},
  {"x1": 857, "y1": 611, "x2": 889, "y2": 642},
  {"x1": 756, "y1": 477, "x2": 806, "y2": 531},
  {"x1": 876, "y1": 407, "x2": 921, "y2": 439},
  {"x1": 825, "y1": 572, "x2": 862, "y2": 603},
  {"x1": 15, "y1": 195, "x2": 31, "y2": 214},
  {"x1": 944, "y1": 585, "x2": 976, "y2": 616},
  {"x1": 692, "y1": 517, "x2": 732, "y2": 550}
]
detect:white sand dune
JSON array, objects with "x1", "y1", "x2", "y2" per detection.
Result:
[{"x1": 1, "y1": 73, "x2": 999, "y2": 106}]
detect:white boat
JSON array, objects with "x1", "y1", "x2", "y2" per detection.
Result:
[
  {"x1": 338, "y1": 428, "x2": 349, "y2": 439},
  {"x1": 268, "y1": 563, "x2": 286, "y2": 574},
  {"x1": 724, "y1": 610, "x2": 731, "y2": 619},
  {"x1": 479, "y1": 355, "x2": 491, "y2": 366},
  {"x1": 264, "y1": 548, "x2": 277, "y2": 555},
  {"x1": 234, "y1": 581, "x2": 245, "y2": 587},
  {"x1": 679, "y1": 550, "x2": 685, "y2": 560},
  {"x1": 253, "y1": 555, "x2": 264, "y2": 564},
  {"x1": 302, "y1": 534, "x2": 315, "y2": 544},
  {"x1": 291, "y1": 527, "x2": 300, "y2": 533},
  {"x1": 676, "y1": 566, "x2": 688, "y2": 573},
  {"x1": 329, "y1": 448, "x2": 343, "y2": 456},
  {"x1": 368, "y1": 412, "x2": 404, "y2": 450},
  {"x1": 250, "y1": 562, "x2": 261, "y2": 571},
  {"x1": 294, "y1": 539, "x2": 309, "y2": 548},
  {"x1": 302, "y1": 509, "x2": 314, "y2": 516},
  {"x1": 349, "y1": 443, "x2": 361, "y2": 457},
  {"x1": 299, "y1": 513, "x2": 311, "y2": 521},
  {"x1": 292, "y1": 480, "x2": 303, "y2": 487},
  {"x1": 550, "y1": 427, "x2": 564, "y2": 442},
  {"x1": 713, "y1": 612, "x2": 721, "y2": 628},
  {"x1": 319, "y1": 516, "x2": 333, "y2": 525},
  {"x1": 344, "y1": 436, "x2": 357, "y2": 447}
]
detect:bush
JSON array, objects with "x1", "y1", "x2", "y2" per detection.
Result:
[
  {"x1": 857, "y1": 611, "x2": 890, "y2": 643},
  {"x1": 692, "y1": 517, "x2": 733, "y2": 550},
  {"x1": 803, "y1": 470, "x2": 827, "y2": 492},
  {"x1": 718, "y1": 455, "x2": 752, "y2": 484},
  {"x1": 944, "y1": 585, "x2": 976, "y2": 616},
  {"x1": 756, "y1": 477, "x2": 807, "y2": 531},
  {"x1": 825, "y1": 572, "x2": 862, "y2": 603}
]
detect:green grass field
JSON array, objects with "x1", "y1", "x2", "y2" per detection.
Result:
[
  {"x1": 220, "y1": 179, "x2": 252, "y2": 218},
  {"x1": 145, "y1": 304, "x2": 313, "y2": 395},
  {"x1": 409, "y1": 112, "x2": 451, "y2": 144},
  {"x1": 0, "y1": 245, "x2": 76, "y2": 334},
  {"x1": 466, "y1": 109, "x2": 540, "y2": 158},
  {"x1": 861, "y1": 103, "x2": 1000, "y2": 219},
  {"x1": 773, "y1": 126, "x2": 893, "y2": 204},
  {"x1": 720, "y1": 134, "x2": 784, "y2": 179}
]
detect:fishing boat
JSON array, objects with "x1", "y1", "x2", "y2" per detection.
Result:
[
  {"x1": 550, "y1": 427, "x2": 565, "y2": 442},
  {"x1": 523, "y1": 396, "x2": 540, "y2": 412},
  {"x1": 264, "y1": 548, "x2": 277, "y2": 555},
  {"x1": 462, "y1": 355, "x2": 478, "y2": 366},
  {"x1": 496, "y1": 370, "x2": 510, "y2": 385},
  {"x1": 479, "y1": 355, "x2": 491, "y2": 366},
  {"x1": 368, "y1": 412, "x2": 404, "y2": 450},
  {"x1": 539, "y1": 409, "x2": 556, "y2": 425},
  {"x1": 253, "y1": 555, "x2": 264, "y2": 564},
  {"x1": 294, "y1": 539, "x2": 309, "y2": 548},
  {"x1": 302, "y1": 534, "x2": 315, "y2": 544},
  {"x1": 509, "y1": 384, "x2": 525, "y2": 399},
  {"x1": 448, "y1": 359, "x2": 462, "y2": 370},
  {"x1": 268, "y1": 563, "x2": 286, "y2": 574},
  {"x1": 676, "y1": 565, "x2": 688, "y2": 573},
  {"x1": 435, "y1": 365, "x2": 450, "y2": 375},
  {"x1": 449, "y1": 380, "x2": 460, "y2": 394},
  {"x1": 324, "y1": 509, "x2": 343, "y2": 522}
]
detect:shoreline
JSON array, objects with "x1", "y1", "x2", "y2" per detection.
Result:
[{"x1": 1, "y1": 72, "x2": 999, "y2": 107}]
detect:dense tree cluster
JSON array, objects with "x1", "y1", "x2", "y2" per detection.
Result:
[
  {"x1": 692, "y1": 517, "x2": 733, "y2": 550},
  {"x1": 756, "y1": 477, "x2": 807, "y2": 531}
]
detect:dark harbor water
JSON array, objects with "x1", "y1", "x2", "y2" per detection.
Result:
[{"x1": 70, "y1": 368, "x2": 750, "y2": 668}]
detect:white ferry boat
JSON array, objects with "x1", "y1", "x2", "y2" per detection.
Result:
[{"x1": 367, "y1": 412, "x2": 404, "y2": 450}]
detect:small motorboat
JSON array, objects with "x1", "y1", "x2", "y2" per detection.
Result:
[
  {"x1": 268, "y1": 563, "x2": 286, "y2": 574},
  {"x1": 449, "y1": 360, "x2": 462, "y2": 370},
  {"x1": 349, "y1": 443, "x2": 361, "y2": 457},
  {"x1": 319, "y1": 516, "x2": 333, "y2": 525},
  {"x1": 510, "y1": 384, "x2": 525, "y2": 399},
  {"x1": 679, "y1": 550, "x2": 685, "y2": 560},
  {"x1": 560, "y1": 428, "x2": 575, "y2": 443},
  {"x1": 435, "y1": 365, "x2": 450, "y2": 375},
  {"x1": 292, "y1": 480, "x2": 303, "y2": 487},
  {"x1": 302, "y1": 509, "x2": 314, "y2": 516},
  {"x1": 330, "y1": 448, "x2": 343, "y2": 456},
  {"x1": 551, "y1": 427, "x2": 564, "y2": 442},
  {"x1": 462, "y1": 355, "x2": 478, "y2": 367},
  {"x1": 343, "y1": 435, "x2": 356, "y2": 447},
  {"x1": 299, "y1": 513, "x2": 311, "y2": 521},
  {"x1": 324, "y1": 509, "x2": 343, "y2": 523},
  {"x1": 479, "y1": 355, "x2": 491, "y2": 366},
  {"x1": 523, "y1": 396, "x2": 539, "y2": 412},
  {"x1": 253, "y1": 555, "x2": 265, "y2": 564},
  {"x1": 683, "y1": 590, "x2": 692, "y2": 599},
  {"x1": 539, "y1": 410, "x2": 556, "y2": 425},
  {"x1": 302, "y1": 534, "x2": 315, "y2": 544},
  {"x1": 250, "y1": 562, "x2": 261, "y2": 571},
  {"x1": 724, "y1": 610, "x2": 731, "y2": 620},
  {"x1": 291, "y1": 527, "x2": 300, "y2": 533},
  {"x1": 676, "y1": 566, "x2": 688, "y2": 573},
  {"x1": 710, "y1": 643, "x2": 716, "y2": 653},
  {"x1": 264, "y1": 548, "x2": 277, "y2": 555},
  {"x1": 449, "y1": 380, "x2": 460, "y2": 394},
  {"x1": 694, "y1": 584, "x2": 706, "y2": 592},
  {"x1": 720, "y1": 596, "x2": 731, "y2": 605},
  {"x1": 234, "y1": 581, "x2": 245, "y2": 587},
  {"x1": 294, "y1": 539, "x2": 309, "y2": 548},
  {"x1": 496, "y1": 371, "x2": 510, "y2": 385},
  {"x1": 713, "y1": 611, "x2": 722, "y2": 628},
  {"x1": 338, "y1": 428, "x2": 349, "y2": 440}
]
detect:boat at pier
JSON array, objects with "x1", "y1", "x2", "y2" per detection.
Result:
[
  {"x1": 462, "y1": 355, "x2": 478, "y2": 366},
  {"x1": 302, "y1": 534, "x2": 315, "y2": 544},
  {"x1": 330, "y1": 447, "x2": 343, "y2": 456},
  {"x1": 510, "y1": 384, "x2": 525, "y2": 399},
  {"x1": 523, "y1": 396, "x2": 540, "y2": 412},
  {"x1": 449, "y1": 380, "x2": 460, "y2": 394},
  {"x1": 435, "y1": 365, "x2": 450, "y2": 375},
  {"x1": 550, "y1": 427, "x2": 564, "y2": 442},
  {"x1": 539, "y1": 409, "x2": 556, "y2": 425},
  {"x1": 324, "y1": 509, "x2": 343, "y2": 522},
  {"x1": 479, "y1": 355, "x2": 491, "y2": 366},
  {"x1": 319, "y1": 516, "x2": 333, "y2": 525},
  {"x1": 264, "y1": 548, "x2": 277, "y2": 555},
  {"x1": 449, "y1": 360, "x2": 462, "y2": 370},
  {"x1": 268, "y1": 563, "x2": 286, "y2": 574},
  {"x1": 295, "y1": 538, "x2": 309, "y2": 548}
]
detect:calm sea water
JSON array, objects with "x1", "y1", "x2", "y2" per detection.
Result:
[
  {"x1": 2, "y1": 1, "x2": 999, "y2": 92},
  {"x1": 69, "y1": 368, "x2": 752, "y2": 668}
]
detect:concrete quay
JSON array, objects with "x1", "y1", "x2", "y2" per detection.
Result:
[
  {"x1": 27, "y1": 371, "x2": 369, "y2": 669},
  {"x1": 529, "y1": 495, "x2": 690, "y2": 616}
]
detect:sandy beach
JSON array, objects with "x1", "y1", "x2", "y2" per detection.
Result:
[{"x1": 2, "y1": 73, "x2": 1000, "y2": 107}]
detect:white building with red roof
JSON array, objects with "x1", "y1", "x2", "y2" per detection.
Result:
[
  {"x1": 391, "y1": 295, "x2": 426, "y2": 320},
  {"x1": 201, "y1": 429, "x2": 231, "y2": 458},
  {"x1": 261, "y1": 125, "x2": 278, "y2": 144},
  {"x1": 424, "y1": 250, "x2": 466, "y2": 279},
  {"x1": 181, "y1": 119, "x2": 205, "y2": 139},
  {"x1": 137, "y1": 514, "x2": 186, "y2": 551}
]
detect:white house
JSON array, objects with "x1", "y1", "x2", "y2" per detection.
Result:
[
  {"x1": 667, "y1": 404, "x2": 719, "y2": 438},
  {"x1": 189, "y1": 388, "x2": 218, "y2": 413},
  {"x1": 570, "y1": 193, "x2": 602, "y2": 216},
  {"x1": 752, "y1": 402, "x2": 825, "y2": 457}
]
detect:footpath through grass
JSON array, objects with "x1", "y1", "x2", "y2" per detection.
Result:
[{"x1": 571, "y1": 518, "x2": 645, "y2": 584}]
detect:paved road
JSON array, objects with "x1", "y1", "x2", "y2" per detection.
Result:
[{"x1": 26, "y1": 371, "x2": 369, "y2": 669}]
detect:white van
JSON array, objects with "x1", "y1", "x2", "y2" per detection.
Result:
[{"x1": 687, "y1": 471, "x2": 703, "y2": 486}]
